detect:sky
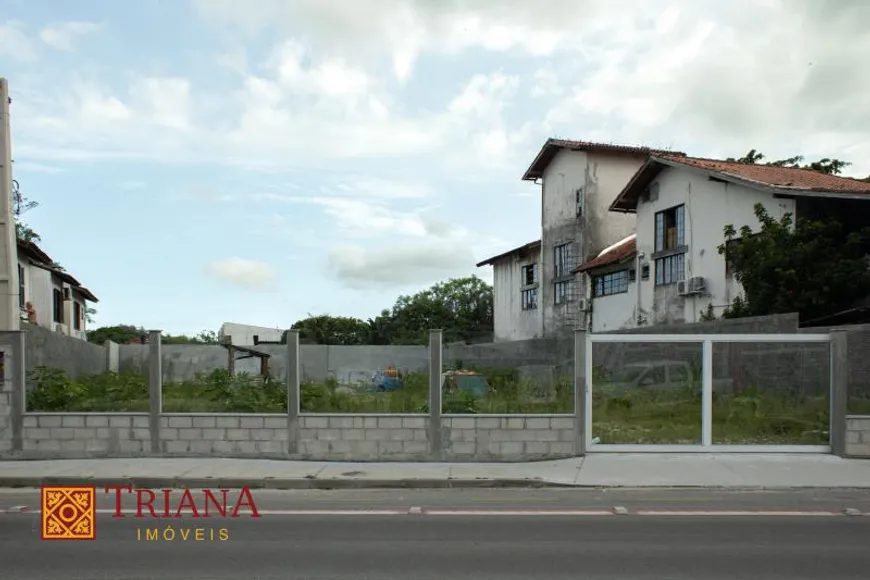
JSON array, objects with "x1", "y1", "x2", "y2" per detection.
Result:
[{"x1": 2, "y1": 0, "x2": 869, "y2": 335}]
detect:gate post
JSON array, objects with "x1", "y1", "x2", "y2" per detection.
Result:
[
  {"x1": 830, "y1": 330, "x2": 848, "y2": 457},
  {"x1": 573, "y1": 329, "x2": 586, "y2": 455}
]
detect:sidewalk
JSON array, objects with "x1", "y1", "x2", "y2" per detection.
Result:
[{"x1": 1, "y1": 454, "x2": 869, "y2": 489}]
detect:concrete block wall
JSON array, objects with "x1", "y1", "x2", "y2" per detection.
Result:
[
  {"x1": 442, "y1": 416, "x2": 575, "y2": 460},
  {"x1": 297, "y1": 415, "x2": 431, "y2": 460},
  {"x1": 22, "y1": 322, "x2": 107, "y2": 380},
  {"x1": 159, "y1": 415, "x2": 288, "y2": 456},
  {"x1": 20, "y1": 413, "x2": 149, "y2": 457},
  {"x1": 845, "y1": 416, "x2": 870, "y2": 458}
]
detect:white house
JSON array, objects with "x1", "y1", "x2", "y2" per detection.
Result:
[
  {"x1": 218, "y1": 322, "x2": 285, "y2": 345},
  {"x1": 476, "y1": 240, "x2": 543, "y2": 342},
  {"x1": 17, "y1": 239, "x2": 98, "y2": 340},
  {"x1": 583, "y1": 154, "x2": 870, "y2": 327},
  {"x1": 477, "y1": 138, "x2": 683, "y2": 341}
]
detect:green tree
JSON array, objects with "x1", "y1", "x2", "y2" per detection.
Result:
[
  {"x1": 289, "y1": 314, "x2": 371, "y2": 345},
  {"x1": 163, "y1": 330, "x2": 220, "y2": 344},
  {"x1": 384, "y1": 275, "x2": 494, "y2": 345},
  {"x1": 718, "y1": 203, "x2": 870, "y2": 319},
  {"x1": 726, "y1": 149, "x2": 852, "y2": 175},
  {"x1": 11, "y1": 179, "x2": 40, "y2": 242},
  {"x1": 87, "y1": 325, "x2": 146, "y2": 345}
]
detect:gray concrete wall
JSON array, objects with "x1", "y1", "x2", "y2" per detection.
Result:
[
  {"x1": 22, "y1": 321, "x2": 107, "y2": 379},
  {"x1": 118, "y1": 339, "x2": 575, "y2": 384},
  {"x1": 12, "y1": 412, "x2": 577, "y2": 461},
  {"x1": 846, "y1": 416, "x2": 870, "y2": 458}
]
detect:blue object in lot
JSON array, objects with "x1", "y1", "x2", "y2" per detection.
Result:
[{"x1": 373, "y1": 370, "x2": 403, "y2": 392}]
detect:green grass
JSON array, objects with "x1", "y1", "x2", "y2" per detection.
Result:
[{"x1": 592, "y1": 384, "x2": 833, "y2": 445}]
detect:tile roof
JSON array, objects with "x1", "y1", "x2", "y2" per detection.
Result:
[
  {"x1": 573, "y1": 234, "x2": 637, "y2": 274},
  {"x1": 476, "y1": 240, "x2": 541, "y2": 267},
  {"x1": 522, "y1": 138, "x2": 685, "y2": 181},
  {"x1": 658, "y1": 154, "x2": 870, "y2": 194}
]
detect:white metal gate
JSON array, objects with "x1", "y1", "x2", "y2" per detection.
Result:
[{"x1": 584, "y1": 333, "x2": 832, "y2": 453}]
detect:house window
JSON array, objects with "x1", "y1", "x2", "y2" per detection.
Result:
[
  {"x1": 521, "y1": 288, "x2": 538, "y2": 311},
  {"x1": 641, "y1": 265, "x2": 650, "y2": 280},
  {"x1": 52, "y1": 289, "x2": 64, "y2": 323},
  {"x1": 554, "y1": 244, "x2": 570, "y2": 278},
  {"x1": 593, "y1": 270, "x2": 630, "y2": 297},
  {"x1": 73, "y1": 301, "x2": 82, "y2": 330},
  {"x1": 17, "y1": 264, "x2": 24, "y2": 309},
  {"x1": 521, "y1": 264, "x2": 537, "y2": 286},
  {"x1": 654, "y1": 204, "x2": 686, "y2": 252},
  {"x1": 655, "y1": 253, "x2": 686, "y2": 286},
  {"x1": 554, "y1": 280, "x2": 570, "y2": 304}
]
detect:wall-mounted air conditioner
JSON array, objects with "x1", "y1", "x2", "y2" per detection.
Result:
[
  {"x1": 578, "y1": 299, "x2": 590, "y2": 312},
  {"x1": 677, "y1": 277, "x2": 706, "y2": 296}
]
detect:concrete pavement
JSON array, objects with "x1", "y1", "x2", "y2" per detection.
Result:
[
  {"x1": 1, "y1": 453, "x2": 870, "y2": 489},
  {"x1": 1, "y1": 513, "x2": 869, "y2": 579}
]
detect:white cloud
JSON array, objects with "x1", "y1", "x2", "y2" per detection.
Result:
[
  {"x1": 541, "y1": 0, "x2": 870, "y2": 176},
  {"x1": 204, "y1": 258, "x2": 278, "y2": 290},
  {"x1": 39, "y1": 21, "x2": 100, "y2": 51},
  {"x1": 0, "y1": 20, "x2": 37, "y2": 61},
  {"x1": 327, "y1": 241, "x2": 477, "y2": 290}
]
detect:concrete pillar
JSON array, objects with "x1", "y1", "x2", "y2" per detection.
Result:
[
  {"x1": 8, "y1": 331, "x2": 24, "y2": 452},
  {"x1": 106, "y1": 340, "x2": 119, "y2": 372},
  {"x1": 428, "y1": 329, "x2": 443, "y2": 459},
  {"x1": 830, "y1": 329, "x2": 848, "y2": 457},
  {"x1": 148, "y1": 330, "x2": 162, "y2": 454},
  {"x1": 285, "y1": 329, "x2": 300, "y2": 455},
  {"x1": 0, "y1": 79, "x2": 20, "y2": 333},
  {"x1": 573, "y1": 329, "x2": 585, "y2": 455}
]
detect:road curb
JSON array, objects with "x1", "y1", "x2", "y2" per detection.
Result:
[
  {"x1": 0, "y1": 477, "x2": 868, "y2": 491},
  {"x1": 0, "y1": 476, "x2": 576, "y2": 490}
]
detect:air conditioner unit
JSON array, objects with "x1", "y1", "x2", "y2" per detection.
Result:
[
  {"x1": 677, "y1": 277, "x2": 706, "y2": 296},
  {"x1": 578, "y1": 299, "x2": 590, "y2": 312},
  {"x1": 688, "y1": 276, "x2": 706, "y2": 294},
  {"x1": 676, "y1": 279, "x2": 689, "y2": 295}
]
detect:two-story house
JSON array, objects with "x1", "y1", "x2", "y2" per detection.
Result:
[
  {"x1": 17, "y1": 239, "x2": 98, "y2": 340},
  {"x1": 477, "y1": 139, "x2": 683, "y2": 342},
  {"x1": 575, "y1": 154, "x2": 870, "y2": 329}
]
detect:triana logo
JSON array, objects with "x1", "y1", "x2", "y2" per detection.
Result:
[{"x1": 40, "y1": 485, "x2": 261, "y2": 541}]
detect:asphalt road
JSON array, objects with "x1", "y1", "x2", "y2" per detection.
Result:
[
  {"x1": 1, "y1": 513, "x2": 869, "y2": 580},
  {"x1": 2, "y1": 487, "x2": 870, "y2": 513}
]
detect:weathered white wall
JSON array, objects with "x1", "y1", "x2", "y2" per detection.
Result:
[
  {"x1": 491, "y1": 246, "x2": 543, "y2": 342},
  {"x1": 635, "y1": 166, "x2": 794, "y2": 326},
  {"x1": 591, "y1": 289, "x2": 636, "y2": 332},
  {"x1": 21, "y1": 264, "x2": 88, "y2": 339},
  {"x1": 540, "y1": 150, "x2": 643, "y2": 336},
  {"x1": 220, "y1": 322, "x2": 285, "y2": 345},
  {"x1": 26, "y1": 265, "x2": 54, "y2": 329}
]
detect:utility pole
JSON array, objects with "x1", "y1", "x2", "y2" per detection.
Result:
[{"x1": 0, "y1": 78, "x2": 20, "y2": 331}]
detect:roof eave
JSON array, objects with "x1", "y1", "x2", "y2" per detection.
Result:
[
  {"x1": 608, "y1": 158, "x2": 668, "y2": 213},
  {"x1": 521, "y1": 140, "x2": 559, "y2": 181},
  {"x1": 476, "y1": 240, "x2": 542, "y2": 267}
]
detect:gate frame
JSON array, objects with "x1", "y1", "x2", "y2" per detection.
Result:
[{"x1": 584, "y1": 332, "x2": 833, "y2": 454}]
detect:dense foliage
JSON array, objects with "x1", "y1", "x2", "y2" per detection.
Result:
[
  {"x1": 291, "y1": 275, "x2": 494, "y2": 345},
  {"x1": 718, "y1": 203, "x2": 870, "y2": 319}
]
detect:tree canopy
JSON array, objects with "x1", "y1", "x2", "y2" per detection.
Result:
[
  {"x1": 725, "y1": 149, "x2": 852, "y2": 175},
  {"x1": 86, "y1": 325, "x2": 220, "y2": 345},
  {"x1": 290, "y1": 275, "x2": 494, "y2": 346}
]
